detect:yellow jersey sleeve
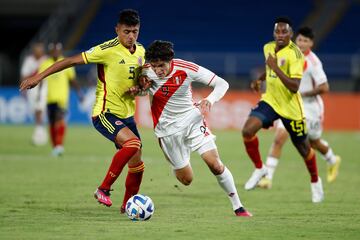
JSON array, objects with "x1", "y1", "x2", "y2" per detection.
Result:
[
  {"x1": 82, "y1": 45, "x2": 107, "y2": 64},
  {"x1": 82, "y1": 38, "x2": 120, "y2": 64}
]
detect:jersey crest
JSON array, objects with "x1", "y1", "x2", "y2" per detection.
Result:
[{"x1": 151, "y1": 70, "x2": 187, "y2": 127}]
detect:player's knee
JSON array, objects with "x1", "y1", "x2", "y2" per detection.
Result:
[
  {"x1": 122, "y1": 138, "x2": 142, "y2": 154},
  {"x1": 128, "y1": 150, "x2": 142, "y2": 165},
  {"x1": 310, "y1": 139, "x2": 321, "y2": 149},
  {"x1": 242, "y1": 127, "x2": 255, "y2": 139},
  {"x1": 274, "y1": 136, "x2": 285, "y2": 148},
  {"x1": 294, "y1": 140, "x2": 310, "y2": 158},
  {"x1": 123, "y1": 137, "x2": 141, "y2": 146},
  {"x1": 176, "y1": 172, "x2": 193, "y2": 186},
  {"x1": 179, "y1": 176, "x2": 193, "y2": 186},
  {"x1": 209, "y1": 162, "x2": 224, "y2": 175},
  {"x1": 309, "y1": 140, "x2": 317, "y2": 149}
]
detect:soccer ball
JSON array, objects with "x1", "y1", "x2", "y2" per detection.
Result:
[{"x1": 125, "y1": 194, "x2": 154, "y2": 221}]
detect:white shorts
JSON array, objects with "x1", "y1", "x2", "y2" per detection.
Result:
[
  {"x1": 158, "y1": 116, "x2": 216, "y2": 170},
  {"x1": 27, "y1": 81, "x2": 47, "y2": 112},
  {"x1": 303, "y1": 100, "x2": 323, "y2": 140}
]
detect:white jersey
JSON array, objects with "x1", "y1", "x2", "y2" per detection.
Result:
[
  {"x1": 299, "y1": 51, "x2": 327, "y2": 120},
  {"x1": 21, "y1": 55, "x2": 47, "y2": 78},
  {"x1": 143, "y1": 59, "x2": 225, "y2": 138},
  {"x1": 21, "y1": 55, "x2": 48, "y2": 111}
]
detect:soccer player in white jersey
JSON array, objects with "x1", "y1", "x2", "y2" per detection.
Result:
[
  {"x1": 258, "y1": 27, "x2": 341, "y2": 189},
  {"x1": 20, "y1": 42, "x2": 48, "y2": 146},
  {"x1": 138, "y1": 40, "x2": 252, "y2": 217}
]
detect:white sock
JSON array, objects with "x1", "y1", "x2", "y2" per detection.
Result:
[
  {"x1": 32, "y1": 125, "x2": 48, "y2": 145},
  {"x1": 265, "y1": 156, "x2": 279, "y2": 180},
  {"x1": 323, "y1": 148, "x2": 336, "y2": 165},
  {"x1": 216, "y1": 166, "x2": 242, "y2": 211},
  {"x1": 319, "y1": 140, "x2": 336, "y2": 165}
]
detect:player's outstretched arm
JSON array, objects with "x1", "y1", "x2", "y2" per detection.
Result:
[
  {"x1": 266, "y1": 54, "x2": 300, "y2": 92},
  {"x1": 199, "y1": 76, "x2": 229, "y2": 114},
  {"x1": 302, "y1": 82, "x2": 329, "y2": 97},
  {"x1": 20, "y1": 54, "x2": 85, "y2": 91}
]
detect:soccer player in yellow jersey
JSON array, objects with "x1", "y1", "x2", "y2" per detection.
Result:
[
  {"x1": 242, "y1": 17, "x2": 324, "y2": 203},
  {"x1": 258, "y1": 27, "x2": 341, "y2": 189},
  {"x1": 40, "y1": 42, "x2": 82, "y2": 157},
  {"x1": 20, "y1": 9, "x2": 145, "y2": 212}
]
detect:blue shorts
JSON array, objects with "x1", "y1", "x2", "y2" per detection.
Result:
[
  {"x1": 92, "y1": 112, "x2": 141, "y2": 148},
  {"x1": 47, "y1": 103, "x2": 66, "y2": 124},
  {"x1": 250, "y1": 101, "x2": 307, "y2": 143}
]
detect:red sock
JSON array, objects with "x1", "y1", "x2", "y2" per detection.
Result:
[
  {"x1": 121, "y1": 161, "x2": 145, "y2": 209},
  {"x1": 304, "y1": 149, "x2": 319, "y2": 183},
  {"x1": 99, "y1": 138, "x2": 141, "y2": 190},
  {"x1": 243, "y1": 136, "x2": 263, "y2": 168},
  {"x1": 55, "y1": 121, "x2": 66, "y2": 146},
  {"x1": 49, "y1": 124, "x2": 56, "y2": 147}
]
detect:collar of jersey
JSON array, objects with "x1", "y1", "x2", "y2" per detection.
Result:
[
  {"x1": 273, "y1": 41, "x2": 293, "y2": 54},
  {"x1": 118, "y1": 41, "x2": 137, "y2": 55},
  {"x1": 166, "y1": 60, "x2": 175, "y2": 77}
]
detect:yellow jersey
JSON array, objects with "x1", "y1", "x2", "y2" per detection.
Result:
[
  {"x1": 40, "y1": 56, "x2": 76, "y2": 109},
  {"x1": 82, "y1": 37, "x2": 145, "y2": 118},
  {"x1": 261, "y1": 41, "x2": 305, "y2": 120}
]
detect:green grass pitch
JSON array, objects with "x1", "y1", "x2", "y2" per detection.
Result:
[{"x1": 1, "y1": 125, "x2": 359, "y2": 239}]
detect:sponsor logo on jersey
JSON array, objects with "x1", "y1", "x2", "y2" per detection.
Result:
[
  {"x1": 86, "y1": 47, "x2": 95, "y2": 54},
  {"x1": 115, "y1": 120, "x2": 123, "y2": 125},
  {"x1": 279, "y1": 58, "x2": 286, "y2": 67},
  {"x1": 119, "y1": 59, "x2": 125, "y2": 64}
]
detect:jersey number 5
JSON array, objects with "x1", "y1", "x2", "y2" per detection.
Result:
[{"x1": 128, "y1": 66, "x2": 135, "y2": 80}]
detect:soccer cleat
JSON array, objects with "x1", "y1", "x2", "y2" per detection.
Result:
[
  {"x1": 311, "y1": 177, "x2": 324, "y2": 203},
  {"x1": 32, "y1": 126, "x2": 48, "y2": 146},
  {"x1": 244, "y1": 166, "x2": 267, "y2": 190},
  {"x1": 234, "y1": 207, "x2": 253, "y2": 217},
  {"x1": 94, "y1": 188, "x2": 112, "y2": 207},
  {"x1": 120, "y1": 206, "x2": 126, "y2": 214},
  {"x1": 52, "y1": 145, "x2": 64, "y2": 157},
  {"x1": 327, "y1": 156, "x2": 341, "y2": 183},
  {"x1": 257, "y1": 177, "x2": 272, "y2": 189}
]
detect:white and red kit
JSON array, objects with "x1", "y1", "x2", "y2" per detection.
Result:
[
  {"x1": 299, "y1": 50, "x2": 328, "y2": 139},
  {"x1": 21, "y1": 55, "x2": 48, "y2": 112},
  {"x1": 143, "y1": 59, "x2": 229, "y2": 169}
]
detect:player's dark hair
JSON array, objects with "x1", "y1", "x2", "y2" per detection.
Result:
[
  {"x1": 297, "y1": 26, "x2": 315, "y2": 40},
  {"x1": 145, "y1": 40, "x2": 175, "y2": 62},
  {"x1": 118, "y1": 9, "x2": 140, "y2": 25},
  {"x1": 274, "y1": 16, "x2": 292, "y2": 27}
]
